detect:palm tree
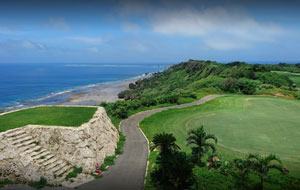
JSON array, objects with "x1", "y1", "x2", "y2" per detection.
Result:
[
  {"x1": 186, "y1": 126, "x2": 218, "y2": 165},
  {"x1": 150, "y1": 133, "x2": 181, "y2": 155},
  {"x1": 232, "y1": 158, "x2": 252, "y2": 190},
  {"x1": 247, "y1": 154, "x2": 288, "y2": 190}
]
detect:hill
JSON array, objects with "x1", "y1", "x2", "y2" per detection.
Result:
[{"x1": 119, "y1": 60, "x2": 296, "y2": 100}]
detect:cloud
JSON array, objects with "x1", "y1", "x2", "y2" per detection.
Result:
[
  {"x1": 68, "y1": 36, "x2": 102, "y2": 45},
  {"x1": 46, "y1": 17, "x2": 70, "y2": 31},
  {"x1": 0, "y1": 39, "x2": 45, "y2": 50},
  {"x1": 151, "y1": 7, "x2": 285, "y2": 50}
]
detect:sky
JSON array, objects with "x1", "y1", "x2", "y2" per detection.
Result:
[{"x1": 0, "y1": 0, "x2": 300, "y2": 64}]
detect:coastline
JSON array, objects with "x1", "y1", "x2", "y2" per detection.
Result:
[{"x1": 0, "y1": 73, "x2": 151, "y2": 112}]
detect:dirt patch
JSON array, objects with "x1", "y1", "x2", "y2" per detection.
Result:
[{"x1": 274, "y1": 93, "x2": 295, "y2": 99}]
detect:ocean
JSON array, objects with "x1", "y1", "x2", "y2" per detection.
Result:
[{"x1": 0, "y1": 63, "x2": 167, "y2": 111}]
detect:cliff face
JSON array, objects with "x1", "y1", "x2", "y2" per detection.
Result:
[{"x1": 0, "y1": 107, "x2": 119, "y2": 186}]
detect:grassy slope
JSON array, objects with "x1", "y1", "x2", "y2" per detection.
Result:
[
  {"x1": 275, "y1": 71, "x2": 300, "y2": 87},
  {"x1": 140, "y1": 96, "x2": 300, "y2": 175},
  {"x1": 0, "y1": 106, "x2": 97, "y2": 132}
]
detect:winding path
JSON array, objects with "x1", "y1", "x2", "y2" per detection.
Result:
[{"x1": 78, "y1": 95, "x2": 223, "y2": 190}]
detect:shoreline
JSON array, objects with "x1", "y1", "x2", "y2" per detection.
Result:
[{"x1": 0, "y1": 73, "x2": 151, "y2": 112}]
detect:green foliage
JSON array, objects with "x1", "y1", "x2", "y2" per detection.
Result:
[
  {"x1": 115, "y1": 132, "x2": 126, "y2": 155},
  {"x1": 28, "y1": 177, "x2": 48, "y2": 189},
  {"x1": 150, "y1": 133, "x2": 181, "y2": 155},
  {"x1": 247, "y1": 154, "x2": 287, "y2": 190},
  {"x1": 150, "y1": 133, "x2": 195, "y2": 189},
  {"x1": 66, "y1": 167, "x2": 82, "y2": 180},
  {"x1": 264, "y1": 63, "x2": 300, "y2": 73},
  {"x1": 186, "y1": 126, "x2": 218, "y2": 165},
  {"x1": 0, "y1": 106, "x2": 97, "y2": 132},
  {"x1": 0, "y1": 180, "x2": 13, "y2": 188},
  {"x1": 237, "y1": 78, "x2": 261, "y2": 95},
  {"x1": 193, "y1": 166, "x2": 234, "y2": 190},
  {"x1": 151, "y1": 151, "x2": 195, "y2": 190}
]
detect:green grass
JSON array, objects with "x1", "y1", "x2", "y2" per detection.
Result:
[
  {"x1": 0, "y1": 106, "x2": 97, "y2": 132},
  {"x1": 140, "y1": 96, "x2": 300, "y2": 175},
  {"x1": 274, "y1": 71, "x2": 300, "y2": 87}
]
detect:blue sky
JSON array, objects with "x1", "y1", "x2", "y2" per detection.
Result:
[{"x1": 0, "y1": 0, "x2": 300, "y2": 64}]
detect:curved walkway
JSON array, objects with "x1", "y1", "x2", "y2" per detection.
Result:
[{"x1": 78, "y1": 95, "x2": 223, "y2": 190}]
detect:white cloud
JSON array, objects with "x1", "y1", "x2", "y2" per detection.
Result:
[
  {"x1": 68, "y1": 36, "x2": 102, "y2": 45},
  {"x1": 0, "y1": 40, "x2": 45, "y2": 50},
  {"x1": 46, "y1": 17, "x2": 70, "y2": 31},
  {"x1": 151, "y1": 7, "x2": 285, "y2": 50}
]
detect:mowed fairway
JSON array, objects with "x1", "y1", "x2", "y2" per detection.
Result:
[
  {"x1": 0, "y1": 106, "x2": 97, "y2": 132},
  {"x1": 140, "y1": 96, "x2": 300, "y2": 174},
  {"x1": 275, "y1": 71, "x2": 300, "y2": 87}
]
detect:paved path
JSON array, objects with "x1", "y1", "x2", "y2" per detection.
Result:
[{"x1": 78, "y1": 95, "x2": 223, "y2": 190}]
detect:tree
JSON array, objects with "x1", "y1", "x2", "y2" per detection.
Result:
[
  {"x1": 231, "y1": 158, "x2": 253, "y2": 190},
  {"x1": 186, "y1": 126, "x2": 218, "y2": 165},
  {"x1": 151, "y1": 152, "x2": 195, "y2": 190},
  {"x1": 248, "y1": 154, "x2": 288, "y2": 190},
  {"x1": 150, "y1": 133, "x2": 181, "y2": 156}
]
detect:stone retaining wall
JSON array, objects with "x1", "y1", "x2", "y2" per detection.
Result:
[{"x1": 0, "y1": 106, "x2": 119, "y2": 184}]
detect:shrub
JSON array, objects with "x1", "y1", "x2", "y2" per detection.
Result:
[
  {"x1": 237, "y1": 78, "x2": 261, "y2": 95},
  {"x1": 28, "y1": 177, "x2": 48, "y2": 189},
  {"x1": 220, "y1": 78, "x2": 238, "y2": 92},
  {"x1": 141, "y1": 98, "x2": 157, "y2": 107},
  {"x1": 66, "y1": 167, "x2": 82, "y2": 180}
]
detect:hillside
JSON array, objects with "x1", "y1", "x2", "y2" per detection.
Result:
[{"x1": 119, "y1": 60, "x2": 296, "y2": 100}]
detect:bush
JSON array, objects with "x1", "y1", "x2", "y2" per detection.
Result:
[
  {"x1": 28, "y1": 177, "x2": 48, "y2": 189},
  {"x1": 66, "y1": 167, "x2": 82, "y2": 180},
  {"x1": 141, "y1": 98, "x2": 157, "y2": 107},
  {"x1": 259, "y1": 84, "x2": 275, "y2": 90},
  {"x1": 237, "y1": 78, "x2": 260, "y2": 95},
  {"x1": 220, "y1": 78, "x2": 238, "y2": 92}
]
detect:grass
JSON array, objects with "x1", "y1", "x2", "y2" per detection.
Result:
[
  {"x1": 0, "y1": 106, "x2": 97, "y2": 132},
  {"x1": 274, "y1": 71, "x2": 300, "y2": 87},
  {"x1": 140, "y1": 95, "x2": 300, "y2": 175}
]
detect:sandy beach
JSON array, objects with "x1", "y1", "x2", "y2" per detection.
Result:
[{"x1": 59, "y1": 75, "x2": 148, "y2": 106}]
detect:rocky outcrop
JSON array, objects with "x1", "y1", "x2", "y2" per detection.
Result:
[{"x1": 0, "y1": 106, "x2": 119, "y2": 186}]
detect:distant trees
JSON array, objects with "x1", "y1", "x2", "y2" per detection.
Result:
[{"x1": 186, "y1": 126, "x2": 218, "y2": 165}]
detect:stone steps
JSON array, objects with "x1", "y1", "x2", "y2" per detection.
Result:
[
  {"x1": 5, "y1": 128, "x2": 78, "y2": 185},
  {"x1": 12, "y1": 136, "x2": 33, "y2": 145},
  {"x1": 5, "y1": 129, "x2": 26, "y2": 138},
  {"x1": 9, "y1": 133, "x2": 28, "y2": 141}
]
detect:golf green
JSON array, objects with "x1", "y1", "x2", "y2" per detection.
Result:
[{"x1": 140, "y1": 96, "x2": 300, "y2": 173}]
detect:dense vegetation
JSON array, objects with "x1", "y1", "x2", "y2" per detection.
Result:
[
  {"x1": 264, "y1": 62, "x2": 300, "y2": 73},
  {"x1": 0, "y1": 106, "x2": 97, "y2": 132},
  {"x1": 148, "y1": 128, "x2": 296, "y2": 190},
  {"x1": 119, "y1": 60, "x2": 296, "y2": 100}
]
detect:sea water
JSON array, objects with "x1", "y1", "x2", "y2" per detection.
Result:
[{"x1": 0, "y1": 63, "x2": 167, "y2": 111}]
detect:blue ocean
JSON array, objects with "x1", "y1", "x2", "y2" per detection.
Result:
[{"x1": 0, "y1": 63, "x2": 167, "y2": 111}]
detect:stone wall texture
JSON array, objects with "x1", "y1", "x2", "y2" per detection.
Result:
[{"x1": 0, "y1": 106, "x2": 119, "y2": 185}]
